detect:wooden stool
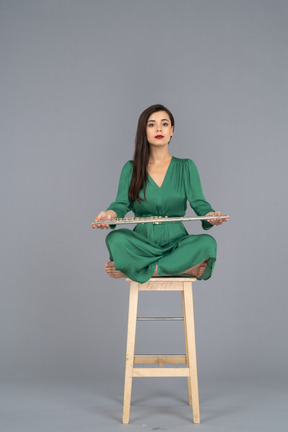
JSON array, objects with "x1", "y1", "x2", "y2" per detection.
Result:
[{"x1": 122, "y1": 277, "x2": 200, "y2": 424}]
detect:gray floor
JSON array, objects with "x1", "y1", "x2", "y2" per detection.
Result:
[{"x1": 1, "y1": 376, "x2": 287, "y2": 432}]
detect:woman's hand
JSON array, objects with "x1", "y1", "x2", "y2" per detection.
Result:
[
  {"x1": 205, "y1": 211, "x2": 229, "y2": 226},
  {"x1": 92, "y1": 210, "x2": 116, "y2": 230}
]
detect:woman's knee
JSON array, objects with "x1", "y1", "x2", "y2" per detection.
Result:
[
  {"x1": 204, "y1": 234, "x2": 216, "y2": 245},
  {"x1": 105, "y1": 229, "x2": 130, "y2": 248},
  {"x1": 203, "y1": 234, "x2": 217, "y2": 252}
]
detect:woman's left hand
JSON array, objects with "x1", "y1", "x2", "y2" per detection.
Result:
[{"x1": 205, "y1": 211, "x2": 229, "y2": 226}]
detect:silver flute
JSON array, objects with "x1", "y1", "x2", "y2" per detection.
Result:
[{"x1": 92, "y1": 214, "x2": 229, "y2": 226}]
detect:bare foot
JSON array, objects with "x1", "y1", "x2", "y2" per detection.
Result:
[
  {"x1": 105, "y1": 261, "x2": 126, "y2": 278},
  {"x1": 182, "y1": 259, "x2": 209, "y2": 278},
  {"x1": 152, "y1": 261, "x2": 208, "y2": 278},
  {"x1": 153, "y1": 264, "x2": 159, "y2": 276}
]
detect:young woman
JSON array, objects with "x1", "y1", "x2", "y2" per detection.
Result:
[{"x1": 93, "y1": 104, "x2": 228, "y2": 284}]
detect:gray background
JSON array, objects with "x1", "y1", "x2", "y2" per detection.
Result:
[{"x1": 1, "y1": 0, "x2": 287, "y2": 431}]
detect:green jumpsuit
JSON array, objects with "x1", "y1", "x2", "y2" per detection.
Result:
[{"x1": 106, "y1": 156, "x2": 217, "y2": 284}]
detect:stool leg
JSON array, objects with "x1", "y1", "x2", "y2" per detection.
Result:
[
  {"x1": 183, "y1": 282, "x2": 200, "y2": 424},
  {"x1": 182, "y1": 290, "x2": 192, "y2": 406},
  {"x1": 122, "y1": 281, "x2": 139, "y2": 424}
]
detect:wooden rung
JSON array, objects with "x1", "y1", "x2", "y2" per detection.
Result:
[
  {"x1": 137, "y1": 316, "x2": 184, "y2": 321},
  {"x1": 134, "y1": 355, "x2": 186, "y2": 364},
  {"x1": 132, "y1": 367, "x2": 189, "y2": 377}
]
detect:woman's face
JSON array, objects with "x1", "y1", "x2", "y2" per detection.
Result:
[{"x1": 146, "y1": 111, "x2": 174, "y2": 146}]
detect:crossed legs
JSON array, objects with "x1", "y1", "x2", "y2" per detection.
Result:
[
  {"x1": 105, "y1": 229, "x2": 215, "y2": 281},
  {"x1": 105, "y1": 259, "x2": 209, "y2": 279}
]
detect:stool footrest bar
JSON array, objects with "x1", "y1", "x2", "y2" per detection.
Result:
[
  {"x1": 134, "y1": 355, "x2": 186, "y2": 364},
  {"x1": 137, "y1": 317, "x2": 184, "y2": 321},
  {"x1": 132, "y1": 367, "x2": 189, "y2": 377}
]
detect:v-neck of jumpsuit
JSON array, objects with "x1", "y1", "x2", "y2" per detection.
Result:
[{"x1": 147, "y1": 156, "x2": 173, "y2": 189}]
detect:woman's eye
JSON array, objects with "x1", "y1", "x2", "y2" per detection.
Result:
[
  {"x1": 147, "y1": 123, "x2": 155, "y2": 127},
  {"x1": 162, "y1": 123, "x2": 169, "y2": 127}
]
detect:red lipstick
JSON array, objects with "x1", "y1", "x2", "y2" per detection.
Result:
[{"x1": 155, "y1": 135, "x2": 164, "y2": 139}]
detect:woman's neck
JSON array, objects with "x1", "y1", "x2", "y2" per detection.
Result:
[{"x1": 148, "y1": 146, "x2": 172, "y2": 164}]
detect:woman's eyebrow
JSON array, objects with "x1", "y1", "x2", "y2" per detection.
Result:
[{"x1": 147, "y1": 119, "x2": 170, "y2": 122}]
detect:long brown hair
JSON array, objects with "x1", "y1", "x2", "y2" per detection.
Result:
[{"x1": 128, "y1": 104, "x2": 175, "y2": 203}]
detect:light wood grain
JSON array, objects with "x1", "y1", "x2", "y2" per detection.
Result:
[{"x1": 122, "y1": 278, "x2": 200, "y2": 424}]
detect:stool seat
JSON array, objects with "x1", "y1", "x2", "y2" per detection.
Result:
[
  {"x1": 126, "y1": 276, "x2": 197, "y2": 282},
  {"x1": 122, "y1": 277, "x2": 200, "y2": 424}
]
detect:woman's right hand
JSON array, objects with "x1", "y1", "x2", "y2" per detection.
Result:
[{"x1": 92, "y1": 211, "x2": 116, "y2": 230}]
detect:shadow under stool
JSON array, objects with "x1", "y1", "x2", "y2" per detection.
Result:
[{"x1": 122, "y1": 277, "x2": 200, "y2": 424}]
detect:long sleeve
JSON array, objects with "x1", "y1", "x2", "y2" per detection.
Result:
[
  {"x1": 106, "y1": 161, "x2": 133, "y2": 226},
  {"x1": 184, "y1": 159, "x2": 215, "y2": 230}
]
